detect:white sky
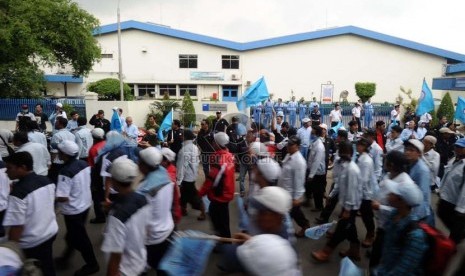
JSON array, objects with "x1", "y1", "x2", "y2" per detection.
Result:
[{"x1": 74, "y1": 0, "x2": 465, "y2": 55}]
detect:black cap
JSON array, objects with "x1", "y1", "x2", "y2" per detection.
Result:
[
  {"x1": 216, "y1": 111, "x2": 222, "y2": 114},
  {"x1": 287, "y1": 135, "x2": 301, "y2": 146}
]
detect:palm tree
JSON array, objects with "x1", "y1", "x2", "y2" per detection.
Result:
[{"x1": 150, "y1": 92, "x2": 181, "y2": 117}]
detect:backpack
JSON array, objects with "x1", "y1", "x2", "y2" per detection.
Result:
[{"x1": 402, "y1": 221, "x2": 456, "y2": 276}]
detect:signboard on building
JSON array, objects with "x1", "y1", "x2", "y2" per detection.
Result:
[
  {"x1": 202, "y1": 103, "x2": 228, "y2": 112},
  {"x1": 321, "y1": 84, "x2": 334, "y2": 104},
  {"x1": 191, "y1": 72, "x2": 224, "y2": 81},
  {"x1": 455, "y1": 78, "x2": 465, "y2": 89}
]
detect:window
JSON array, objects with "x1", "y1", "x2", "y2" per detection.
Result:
[
  {"x1": 179, "y1": 55, "x2": 198, "y2": 68},
  {"x1": 138, "y1": 84, "x2": 156, "y2": 97},
  {"x1": 128, "y1": 84, "x2": 135, "y2": 95},
  {"x1": 222, "y1": 55, "x2": 239, "y2": 69},
  {"x1": 101, "y1": 53, "x2": 113, "y2": 58},
  {"x1": 159, "y1": 84, "x2": 177, "y2": 97},
  {"x1": 179, "y1": 85, "x2": 197, "y2": 97},
  {"x1": 222, "y1": 85, "x2": 239, "y2": 101}
]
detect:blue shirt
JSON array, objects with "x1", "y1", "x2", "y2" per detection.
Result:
[
  {"x1": 377, "y1": 211, "x2": 428, "y2": 276},
  {"x1": 408, "y1": 159, "x2": 432, "y2": 220}
]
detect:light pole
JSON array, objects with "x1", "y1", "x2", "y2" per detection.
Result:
[{"x1": 117, "y1": 0, "x2": 124, "y2": 101}]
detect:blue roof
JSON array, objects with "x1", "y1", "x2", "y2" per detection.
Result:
[
  {"x1": 95, "y1": 20, "x2": 465, "y2": 62},
  {"x1": 44, "y1": 74, "x2": 83, "y2": 83},
  {"x1": 446, "y1": 62, "x2": 465, "y2": 74}
]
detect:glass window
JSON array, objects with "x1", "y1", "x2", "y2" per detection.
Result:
[
  {"x1": 159, "y1": 84, "x2": 177, "y2": 97},
  {"x1": 179, "y1": 54, "x2": 198, "y2": 68},
  {"x1": 179, "y1": 85, "x2": 197, "y2": 97},
  {"x1": 222, "y1": 55, "x2": 239, "y2": 69},
  {"x1": 101, "y1": 53, "x2": 113, "y2": 58},
  {"x1": 222, "y1": 85, "x2": 239, "y2": 101},
  {"x1": 137, "y1": 84, "x2": 156, "y2": 97}
]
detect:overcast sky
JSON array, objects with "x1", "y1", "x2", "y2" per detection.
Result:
[{"x1": 74, "y1": 0, "x2": 465, "y2": 55}]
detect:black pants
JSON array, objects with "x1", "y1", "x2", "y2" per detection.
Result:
[
  {"x1": 290, "y1": 205, "x2": 309, "y2": 229},
  {"x1": 23, "y1": 235, "x2": 57, "y2": 276},
  {"x1": 369, "y1": 228, "x2": 385, "y2": 269},
  {"x1": 91, "y1": 186, "x2": 105, "y2": 220},
  {"x1": 63, "y1": 209, "x2": 98, "y2": 266},
  {"x1": 0, "y1": 209, "x2": 5, "y2": 237},
  {"x1": 354, "y1": 117, "x2": 361, "y2": 132},
  {"x1": 209, "y1": 201, "x2": 231, "y2": 238},
  {"x1": 437, "y1": 199, "x2": 465, "y2": 244},
  {"x1": 319, "y1": 194, "x2": 339, "y2": 222},
  {"x1": 327, "y1": 210, "x2": 359, "y2": 248},
  {"x1": 310, "y1": 175, "x2": 326, "y2": 209},
  {"x1": 200, "y1": 153, "x2": 210, "y2": 177},
  {"x1": 147, "y1": 234, "x2": 172, "y2": 275},
  {"x1": 360, "y1": 199, "x2": 375, "y2": 236},
  {"x1": 180, "y1": 181, "x2": 202, "y2": 210}
]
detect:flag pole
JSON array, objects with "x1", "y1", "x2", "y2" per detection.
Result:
[{"x1": 171, "y1": 107, "x2": 174, "y2": 143}]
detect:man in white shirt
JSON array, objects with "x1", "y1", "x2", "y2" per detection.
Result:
[
  {"x1": 307, "y1": 126, "x2": 327, "y2": 211},
  {"x1": 420, "y1": 112, "x2": 433, "y2": 129},
  {"x1": 13, "y1": 132, "x2": 51, "y2": 176},
  {"x1": 297, "y1": 118, "x2": 312, "y2": 160},
  {"x1": 287, "y1": 96, "x2": 298, "y2": 128},
  {"x1": 0, "y1": 129, "x2": 14, "y2": 158},
  {"x1": 123, "y1": 116, "x2": 139, "y2": 143},
  {"x1": 416, "y1": 120, "x2": 427, "y2": 140},
  {"x1": 330, "y1": 103, "x2": 342, "y2": 127},
  {"x1": 422, "y1": 135, "x2": 440, "y2": 191},
  {"x1": 364, "y1": 129, "x2": 384, "y2": 182},
  {"x1": 176, "y1": 130, "x2": 205, "y2": 220},
  {"x1": 3, "y1": 152, "x2": 58, "y2": 276},
  {"x1": 50, "y1": 117, "x2": 76, "y2": 182},
  {"x1": 74, "y1": 117, "x2": 93, "y2": 160},
  {"x1": 390, "y1": 104, "x2": 400, "y2": 125},
  {"x1": 386, "y1": 125, "x2": 404, "y2": 153},
  {"x1": 55, "y1": 141, "x2": 99, "y2": 275},
  {"x1": 352, "y1": 102, "x2": 362, "y2": 132},
  {"x1": 0, "y1": 160, "x2": 10, "y2": 238},
  {"x1": 26, "y1": 121, "x2": 47, "y2": 148},
  {"x1": 49, "y1": 102, "x2": 67, "y2": 133},
  {"x1": 101, "y1": 159, "x2": 151, "y2": 276},
  {"x1": 136, "y1": 147, "x2": 174, "y2": 274},
  {"x1": 400, "y1": 120, "x2": 418, "y2": 141},
  {"x1": 66, "y1": 111, "x2": 79, "y2": 132},
  {"x1": 16, "y1": 104, "x2": 36, "y2": 131},
  {"x1": 278, "y1": 136, "x2": 309, "y2": 237}
]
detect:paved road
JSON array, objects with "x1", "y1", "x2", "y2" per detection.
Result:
[{"x1": 55, "y1": 170, "x2": 445, "y2": 276}]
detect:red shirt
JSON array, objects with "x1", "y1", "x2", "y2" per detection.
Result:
[
  {"x1": 376, "y1": 131, "x2": 385, "y2": 152},
  {"x1": 199, "y1": 149, "x2": 235, "y2": 203},
  {"x1": 87, "y1": 140, "x2": 106, "y2": 167},
  {"x1": 166, "y1": 164, "x2": 182, "y2": 224}
]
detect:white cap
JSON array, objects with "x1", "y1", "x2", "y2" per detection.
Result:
[
  {"x1": 57, "y1": 140, "x2": 79, "y2": 156},
  {"x1": 112, "y1": 106, "x2": 118, "y2": 111},
  {"x1": 249, "y1": 142, "x2": 269, "y2": 157},
  {"x1": 161, "y1": 147, "x2": 176, "y2": 162},
  {"x1": 276, "y1": 111, "x2": 284, "y2": 117},
  {"x1": 383, "y1": 179, "x2": 423, "y2": 207},
  {"x1": 406, "y1": 139, "x2": 424, "y2": 153},
  {"x1": 302, "y1": 118, "x2": 311, "y2": 123},
  {"x1": 91, "y1": 128, "x2": 105, "y2": 139},
  {"x1": 139, "y1": 147, "x2": 163, "y2": 167},
  {"x1": 56, "y1": 103, "x2": 63, "y2": 108},
  {"x1": 251, "y1": 186, "x2": 291, "y2": 215},
  {"x1": 423, "y1": 135, "x2": 437, "y2": 145},
  {"x1": 214, "y1": 132, "x2": 229, "y2": 147},
  {"x1": 237, "y1": 234, "x2": 299, "y2": 276},
  {"x1": 439, "y1": 127, "x2": 455, "y2": 134},
  {"x1": 110, "y1": 158, "x2": 139, "y2": 183},
  {"x1": 319, "y1": 123, "x2": 328, "y2": 130},
  {"x1": 256, "y1": 157, "x2": 281, "y2": 183}
]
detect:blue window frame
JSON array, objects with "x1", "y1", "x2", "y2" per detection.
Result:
[{"x1": 222, "y1": 85, "x2": 238, "y2": 102}]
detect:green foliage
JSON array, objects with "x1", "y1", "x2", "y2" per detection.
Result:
[
  {"x1": 355, "y1": 82, "x2": 376, "y2": 102},
  {"x1": 181, "y1": 92, "x2": 196, "y2": 127},
  {"x1": 61, "y1": 103, "x2": 74, "y2": 115},
  {"x1": 399, "y1": 86, "x2": 418, "y2": 111},
  {"x1": 87, "y1": 78, "x2": 133, "y2": 101},
  {"x1": 149, "y1": 98, "x2": 180, "y2": 118},
  {"x1": 436, "y1": 92, "x2": 454, "y2": 122},
  {"x1": 430, "y1": 109, "x2": 439, "y2": 128},
  {"x1": 206, "y1": 115, "x2": 217, "y2": 129},
  {"x1": 0, "y1": 0, "x2": 101, "y2": 97}
]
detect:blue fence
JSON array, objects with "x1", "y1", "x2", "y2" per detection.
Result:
[
  {"x1": 0, "y1": 98, "x2": 86, "y2": 120},
  {"x1": 251, "y1": 103, "x2": 393, "y2": 128}
]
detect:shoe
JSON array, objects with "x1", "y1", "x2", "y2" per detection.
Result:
[
  {"x1": 314, "y1": 217, "x2": 328, "y2": 225},
  {"x1": 197, "y1": 213, "x2": 206, "y2": 221},
  {"x1": 74, "y1": 263, "x2": 100, "y2": 276},
  {"x1": 54, "y1": 257, "x2": 71, "y2": 270},
  {"x1": 338, "y1": 243, "x2": 361, "y2": 261},
  {"x1": 89, "y1": 218, "x2": 106, "y2": 224},
  {"x1": 311, "y1": 247, "x2": 333, "y2": 262},
  {"x1": 295, "y1": 225, "x2": 310, "y2": 238}
]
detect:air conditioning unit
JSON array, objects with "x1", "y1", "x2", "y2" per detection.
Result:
[{"x1": 231, "y1": 74, "x2": 240, "y2": 80}]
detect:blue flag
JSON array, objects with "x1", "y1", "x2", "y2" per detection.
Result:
[
  {"x1": 110, "y1": 110, "x2": 122, "y2": 132},
  {"x1": 454, "y1": 96, "x2": 465, "y2": 123},
  {"x1": 305, "y1": 221, "x2": 336, "y2": 240},
  {"x1": 339, "y1": 257, "x2": 363, "y2": 276},
  {"x1": 416, "y1": 79, "x2": 434, "y2": 115},
  {"x1": 158, "y1": 110, "x2": 173, "y2": 141},
  {"x1": 236, "y1": 77, "x2": 269, "y2": 111},
  {"x1": 236, "y1": 195, "x2": 250, "y2": 232}
]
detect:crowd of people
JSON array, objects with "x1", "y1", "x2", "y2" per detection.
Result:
[{"x1": 0, "y1": 99, "x2": 465, "y2": 275}]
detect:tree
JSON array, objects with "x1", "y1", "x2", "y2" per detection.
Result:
[
  {"x1": 399, "y1": 86, "x2": 418, "y2": 111},
  {"x1": 149, "y1": 92, "x2": 181, "y2": 118},
  {"x1": 355, "y1": 82, "x2": 376, "y2": 102},
  {"x1": 87, "y1": 78, "x2": 133, "y2": 101},
  {"x1": 436, "y1": 92, "x2": 454, "y2": 122},
  {"x1": 0, "y1": 0, "x2": 101, "y2": 97},
  {"x1": 181, "y1": 91, "x2": 196, "y2": 128}
]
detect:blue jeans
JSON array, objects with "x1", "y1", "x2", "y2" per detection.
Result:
[
  {"x1": 239, "y1": 162, "x2": 249, "y2": 193},
  {"x1": 289, "y1": 111, "x2": 296, "y2": 128},
  {"x1": 263, "y1": 113, "x2": 272, "y2": 128},
  {"x1": 300, "y1": 146, "x2": 309, "y2": 160}
]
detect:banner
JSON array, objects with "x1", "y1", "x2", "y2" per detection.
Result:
[{"x1": 305, "y1": 221, "x2": 336, "y2": 240}]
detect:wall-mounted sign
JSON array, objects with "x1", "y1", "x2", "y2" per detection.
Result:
[
  {"x1": 191, "y1": 72, "x2": 224, "y2": 81},
  {"x1": 456, "y1": 78, "x2": 465, "y2": 88},
  {"x1": 321, "y1": 84, "x2": 334, "y2": 104},
  {"x1": 202, "y1": 103, "x2": 227, "y2": 112}
]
